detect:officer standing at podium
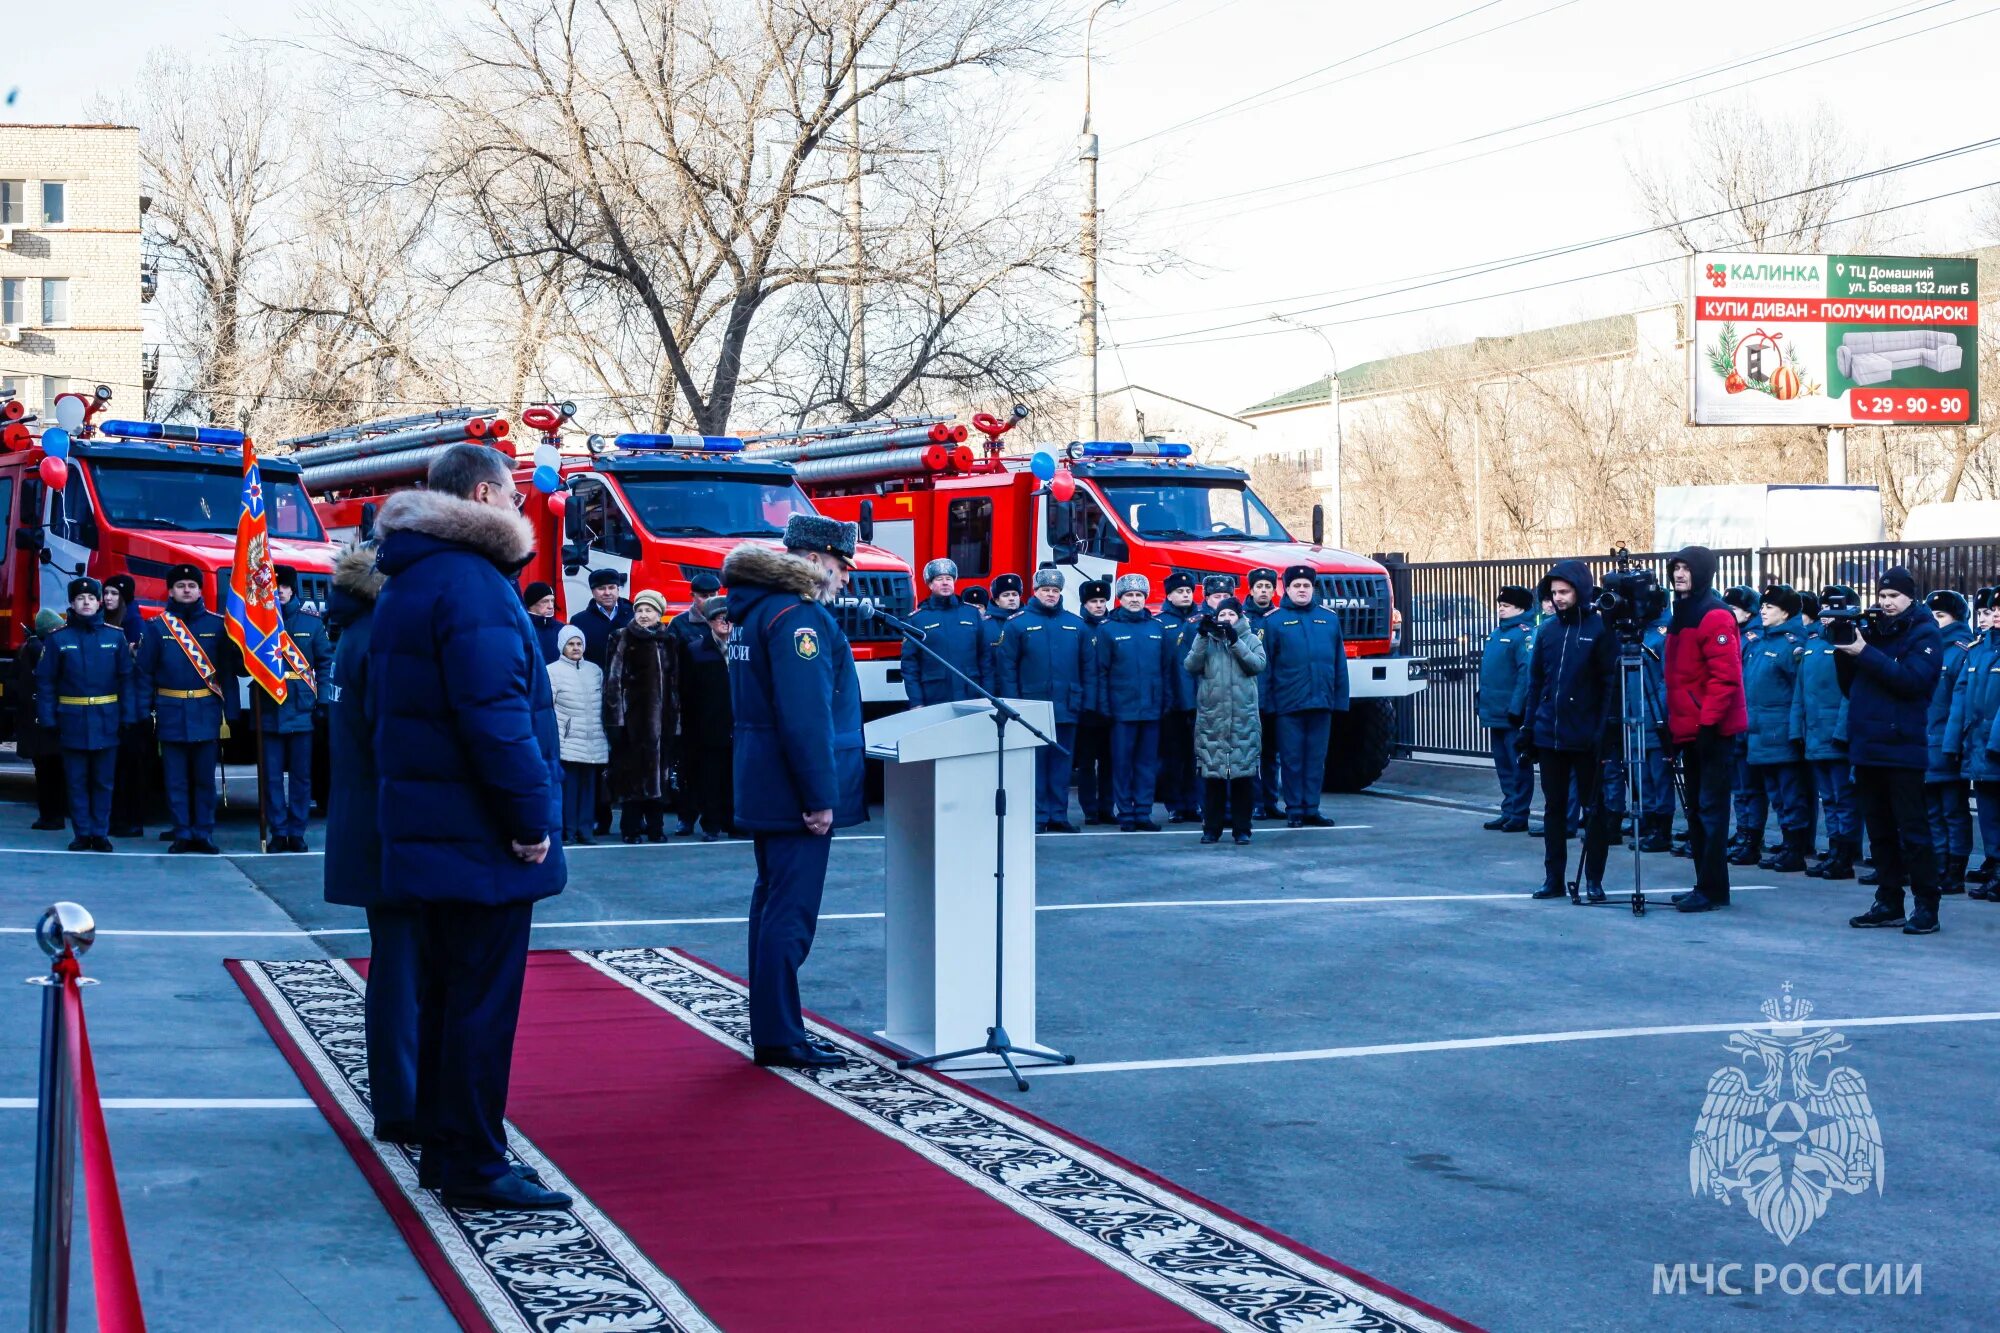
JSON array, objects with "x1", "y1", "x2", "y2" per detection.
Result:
[{"x1": 724, "y1": 513, "x2": 866, "y2": 1069}]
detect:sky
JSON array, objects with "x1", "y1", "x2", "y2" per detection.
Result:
[{"x1": 9, "y1": 0, "x2": 1998, "y2": 419}]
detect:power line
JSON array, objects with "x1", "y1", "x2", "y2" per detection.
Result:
[
  {"x1": 1113, "y1": 132, "x2": 2000, "y2": 347},
  {"x1": 1109, "y1": 176, "x2": 2000, "y2": 353},
  {"x1": 1115, "y1": 0, "x2": 1511, "y2": 151},
  {"x1": 1138, "y1": 0, "x2": 1965, "y2": 223}
]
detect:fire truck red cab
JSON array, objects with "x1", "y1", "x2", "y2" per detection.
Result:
[
  {"x1": 0, "y1": 423, "x2": 335, "y2": 733},
  {"x1": 805, "y1": 438, "x2": 1424, "y2": 790},
  {"x1": 305, "y1": 425, "x2": 918, "y2": 708}
]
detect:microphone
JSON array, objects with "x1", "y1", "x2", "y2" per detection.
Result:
[{"x1": 869, "y1": 604, "x2": 927, "y2": 642}]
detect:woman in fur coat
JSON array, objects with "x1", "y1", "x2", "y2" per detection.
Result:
[
  {"x1": 548, "y1": 624, "x2": 610, "y2": 843},
  {"x1": 604, "y1": 589, "x2": 680, "y2": 842}
]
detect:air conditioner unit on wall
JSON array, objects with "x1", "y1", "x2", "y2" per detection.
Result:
[
  {"x1": 0, "y1": 325, "x2": 22, "y2": 345},
  {"x1": 0, "y1": 224, "x2": 18, "y2": 248}
]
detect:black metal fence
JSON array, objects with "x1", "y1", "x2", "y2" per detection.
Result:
[{"x1": 1384, "y1": 539, "x2": 2000, "y2": 758}]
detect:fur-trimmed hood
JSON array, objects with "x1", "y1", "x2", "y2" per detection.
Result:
[
  {"x1": 332, "y1": 545, "x2": 386, "y2": 603},
  {"x1": 722, "y1": 542, "x2": 823, "y2": 600},
  {"x1": 374, "y1": 488, "x2": 534, "y2": 570}
]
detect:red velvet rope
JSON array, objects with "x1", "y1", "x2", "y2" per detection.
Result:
[{"x1": 55, "y1": 954, "x2": 148, "y2": 1332}]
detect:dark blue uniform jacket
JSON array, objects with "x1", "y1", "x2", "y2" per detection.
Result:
[
  {"x1": 253, "y1": 604, "x2": 330, "y2": 733},
  {"x1": 137, "y1": 603, "x2": 239, "y2": 743},
  {"x1": 369, "y1": 490, "x2": 566, "y2": 907},
  {"x1": 35, "y1": 613, "x2": 134, "y2": 751},
  {"x1": 1155, "y1": 603, "x2": 1201, "y2": 712},
  {"x1": 1926, "y1": 617, "x2": 1975, "y2": 782},
  {"x1": 722, "y1": 544, "x2": 867, "y2": 832},
  {"x1": 1095, "y1": 606, "x2": 1174, "y2": 722},
  {"x1": 1791, "y1": 625, "x2": 1849, "y2": 762},
  {"x1": 995, "y1": 598, "x2": 1090, "y2": 723},
  {"x1": 1948, "y1": 631, "x2": 2000, "y2": 780},
  {"x1": 324, "y1": 547, "x2": 386, "y2": 908},
  {"x1": 1475, "y1": 613, "x2": 1534, "y2": 728},
  {"x1": 1262, "y1": 599, "x2": 1351, "y2": 716},
  {"x1": 1744, "y1": 615, "x2": 1808, "y2": 765},
  {"x1": 904, "y1": 594, "x2": 986, "y2": 706}
]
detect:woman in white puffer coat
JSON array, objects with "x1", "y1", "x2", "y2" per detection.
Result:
[{"x1": 548, "y1": 624, "x2": 610, "y2": 843}]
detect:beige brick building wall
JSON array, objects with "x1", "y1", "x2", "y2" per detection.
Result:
[{"x1": 0, "y1": 124, "x2": 143, "y2": 419}]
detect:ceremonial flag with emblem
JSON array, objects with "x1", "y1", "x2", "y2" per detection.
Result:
[{"x1": 224, "y1": 437, "x2": 290, "y2": 703}]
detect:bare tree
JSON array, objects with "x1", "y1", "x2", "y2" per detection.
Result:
[{"x1": 331, "y1": 0, "x2": 1067, "y2": 433}]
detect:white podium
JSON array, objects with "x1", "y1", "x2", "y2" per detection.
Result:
[{"x1": 864, "y1": 699, "x2": 1061, "y2": 1070}]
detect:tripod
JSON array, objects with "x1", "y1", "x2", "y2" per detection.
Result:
[
  {"x1": 871, "y1": 608, "x2": 1077, "y2": 1091},
  {"x1": 1569, "y1": 635, "x2": 1661, "y2": 916}
]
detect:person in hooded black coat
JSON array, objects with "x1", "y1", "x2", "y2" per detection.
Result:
[
  {"x1": 605, "y1": 589, "x2": 681, "y2": 842},
  {"x1": 1520, "y1": 559, "x2": 1618, "y2": 901},
  {"x1": 665, "y1": 570, "x2": 723, "y2": 835},
  {"x1": 678, "y1": 596, "x2": 737, "y2": 839}
]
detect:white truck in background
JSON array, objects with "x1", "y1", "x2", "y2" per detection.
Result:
[{"x1": 1653, "y1": 484, "x2": 1884, "y2": 551}]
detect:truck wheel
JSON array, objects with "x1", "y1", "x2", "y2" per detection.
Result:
[{"x1": 1322, "y1": 699, "x2": 1396, "y2": 793}]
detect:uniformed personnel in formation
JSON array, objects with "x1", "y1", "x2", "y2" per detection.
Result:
[
  {"x1": 1073, "y1": 578, "x2": 1117, "y2": 825},
  {"x1": 723, "y1": 513, "x2": 867, "y2": 1069},
  {"x1": 994, "y1": 567, "x2": 1089, "y2": 832},
  {"x1": 1263, "y1": 564, "x2": 1349, "y2": 827},
  {"x1": 136, "y1": 563, "x2": 240, "y2": 854},
  {"x1": 981, "y1": 572, "x2": 1024, "y2": 681},
  {"x1": 36, "y1": 576, "x2": 136, "y2": 851},
  {"x1": 1154, "y1": 572, "x2": 1203, "y2": 823},
  {"x1": 904, "y1": 558, "x2": 987, "y2": 704},
  {"x1": 254, "y1": 565, "x2": 331, "y2": 852},
  {"x1": 1476, "y1": 584, "x2": 1535, "y2": 832},
  {"x1": 1243, "y1": 566, "x2": 1283, "y2": 818},
  {"x1": 1097, "y1": 573, "x2": 1174, "y2": 831}
]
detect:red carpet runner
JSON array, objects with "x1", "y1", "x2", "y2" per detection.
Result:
[{"x1": 231, "y1": 948, "x2": 1478, "y2": 1333}]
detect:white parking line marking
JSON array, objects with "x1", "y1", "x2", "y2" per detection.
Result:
[
  {"x1": 953, "y1": 1009, "x2": 2000, "y2": 1080},
  {"x1": 0, "y1": 886, "x2": 1783, "y2": 938}
]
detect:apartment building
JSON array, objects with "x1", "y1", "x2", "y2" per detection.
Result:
[{"x1": 0, "y1": 123, "x2": 143, "y2": 419}]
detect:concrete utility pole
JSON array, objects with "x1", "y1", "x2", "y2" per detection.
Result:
[
  {"x1": 1079, "y1": 0, "x2": 1123, "y2": 444},
  {"x1": 1268, "y1": 313, "x2": 1343, "y2": 548},
  {"x1": 846, "y1": 43, "x2": 867, "y2": 407}
]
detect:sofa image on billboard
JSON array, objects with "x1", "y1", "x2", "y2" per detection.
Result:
[{"x1": 1836, "y1": 329, "x2": 1964, "y2": 386}]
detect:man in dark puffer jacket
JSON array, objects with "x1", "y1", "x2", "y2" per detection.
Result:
[
  {"x1": 1520, "y1": 559, "x2": 1618, "y2": 902},
  {"x1": 1838, "y1": 566, "x2": 1945, "y2": 935},
  {"x1": 369, "y1": 444, "x2": 570, "y2": 1211}
]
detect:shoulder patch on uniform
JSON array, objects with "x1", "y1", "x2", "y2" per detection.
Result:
[{"x1": 793, "y1": 626, "x2": 821, "y2": 660}]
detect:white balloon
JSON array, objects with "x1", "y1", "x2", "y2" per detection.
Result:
[
  {"x1": 534, "y1": 442, "x2": 560, "y2": 470},
  {"x1": 53, "y1": 395, "x2": 85, "y2": 432}
]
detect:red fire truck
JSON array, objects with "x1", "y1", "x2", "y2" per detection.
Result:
[
  {"x1": 300, "y1": 412, "x2": 920, "y2": 708},
  {"x1": 801, "y1": 430, "x2": 1424, "y2": 791},
  {"x1": 0, "y1": 399, "x2": 336, "y2": 737}
]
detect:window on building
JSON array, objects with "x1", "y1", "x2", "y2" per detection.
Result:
[
  {"x1": 0, "y1": 180, "x2": 23, "y2": 225},
  {"x1": 41, "y1": 279, "x2": 69, "y2": 325},
  {"x1": 0, "y1": 279, "x2": 21, "y2": 326},
  {"x1": 0, "y1": 376, "x2": 18, "y2": 402},
  {"x1": 40, "y1": 182, "x2": 65, "y2": 225},
  {"x1": 946, "y1": 497, "x2": 994, "y2": 578},
  {"x1": 43, "y1": 377, "x2": 67, "y2": 412}
]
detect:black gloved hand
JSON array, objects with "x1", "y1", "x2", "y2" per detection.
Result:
[{"x1": 1222, "y1": 622, "x2": 1239, "y2": 643}]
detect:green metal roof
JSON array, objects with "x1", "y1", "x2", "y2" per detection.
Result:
[{"x1": 1240, "y1": 312, "x2": 1640, "y2": 415}]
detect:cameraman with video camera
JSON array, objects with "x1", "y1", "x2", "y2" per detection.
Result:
[
  {"x1": 1520, "y1": 560, "x2": 1618, "y2": 902},
  {"x1": 1663, "y1": 546, "x2": 1748, "y2": 913},
  {"x1": 1835, "y1": 567, "x2": 1945, "y2": 934}
]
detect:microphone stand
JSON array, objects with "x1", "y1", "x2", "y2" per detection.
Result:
[{"x1": 870, "y1": 606, "x2": 1076, "y2": 1091}]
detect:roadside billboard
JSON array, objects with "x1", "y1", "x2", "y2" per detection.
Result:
[{"x1": 1689, "y1": 252, "x2": 1978, "y2": 427}]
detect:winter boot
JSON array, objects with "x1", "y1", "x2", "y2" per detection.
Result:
[
  {"x1": 1940, "y1": 853, "x2": 1968, "y2": 896},
  {"x1": 1766, "y1": 828, "x2": 1810, "y2": 874},
  {"x1": 1819, "y1": 840, "x2": 1859, "y2": 880},
  {"x1": 1729, "y1": 830, "x2": 1766, "y2": 866},
  {"x1": 1637, "y1": 814, "x2": 1673, "y2": 853}
]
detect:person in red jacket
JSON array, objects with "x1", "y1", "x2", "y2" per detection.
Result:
[{"x1": 1663, "y1": 546, "x2": 1749, "y2": 912}]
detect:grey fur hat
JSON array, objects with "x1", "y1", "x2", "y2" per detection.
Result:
[
  {"x1": 1033, "y1": 567, "x2": 1065, "y2": 591},
  {"x1": 1114, "y1": 573, "x2": 1150, "y2": 598},
  {"x1": 923, "y1": 558, "x2": 959, "y2": 582},
  {"x1": 783, "y1": 512, "x2": 857, "y2": 563}
]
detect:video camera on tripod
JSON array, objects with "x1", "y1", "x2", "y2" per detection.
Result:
[{"x1": 1592, "y1": 545, "x2": 1669, "y2": 640}]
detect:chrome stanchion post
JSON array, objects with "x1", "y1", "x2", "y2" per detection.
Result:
[{"x1": 28, "y1": 902, "x2": 95, "y2": 1333}]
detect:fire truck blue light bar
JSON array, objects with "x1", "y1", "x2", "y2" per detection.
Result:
[
  {"x1": 1074, "y1": 441, "x2": 1192, "y2": 458},
  {"x1": 99, "y1": 420, "x2": 247, "y2": 447},
  {"x1": 613, "y1": 433, "x2": 744, "y2": 452}
]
